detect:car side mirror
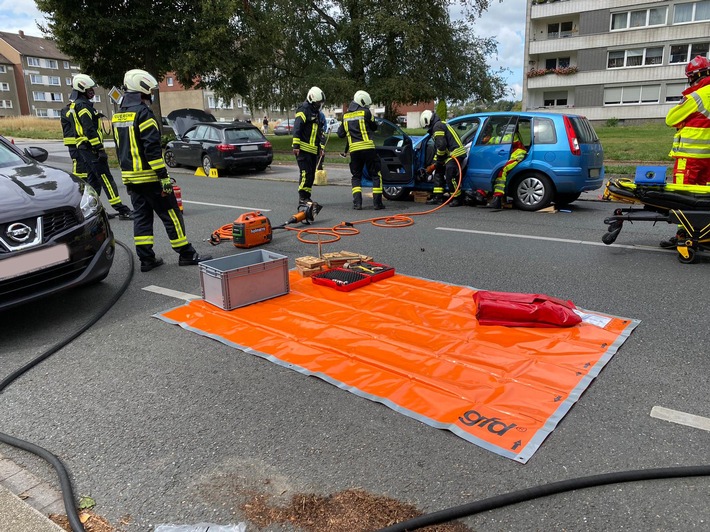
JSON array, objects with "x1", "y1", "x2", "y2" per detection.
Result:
[{"x1": 25, "y1": 147, "x2": 49, "y2": 163}]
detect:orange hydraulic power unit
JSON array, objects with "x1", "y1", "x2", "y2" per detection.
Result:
[{"x1": 232, "y1": 211, "x2": 273, "y2": 248}]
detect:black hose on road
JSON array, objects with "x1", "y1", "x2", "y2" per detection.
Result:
[{"x1": 0, "y1": 239, "x2": 134, "y2": 532}]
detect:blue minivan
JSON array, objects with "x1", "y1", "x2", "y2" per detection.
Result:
[{"x1": 362, "y1": 112, "x2": 604, "y2": 211}]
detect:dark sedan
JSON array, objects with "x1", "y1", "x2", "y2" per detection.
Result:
[
  {"x1": 164, "y1": 122, "x2": 273, "y2": 175},
  {"x1": 0, "y1": 136, "x2": 115, "y2": 311}
]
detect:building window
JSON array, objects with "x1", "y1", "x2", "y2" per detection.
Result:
[
  {"x1": 27, "y1": 57, "x2": 40, "y2": 67},
  {"x1": 611, "y1": 7, "x2": 667, "y2": 30},
  {"x1": 33, "y1": 91, "x2": 47, "y2": 101},
  {"x1": 545, "y1": 57, "x2": 570, "y2": 70},
  {"x1": 91, "y1": 95, "x2": 101, "y2": 103},
  {"x1": 543, "y1": 91, "x2": 568, "y2": 107},
  {"x1": 48, "y1": 76, "x2": 60, "y2": 86},
  {"x1": 0, "y1": 100, "x2": 12, "y2": 109},
  {"x1": 236, "y1": 98, "x2": 243, "y2": 108},
  {"x1": 65, "y1": 77, "x2": 72, "y2": 86},
  {"x1": 547, "y1": 21, "x2": 573, "y2": 39},
  {"x1": 166, "y1": 77, "x2": 174, "y2": 87},
  {"x1": 29, "y1": 75, "x2": 42, "y2": 84},
  {"x1": 604, "y1": 85, "x2": 660, "y2": 105},
  {"x1": 51, "y1": 93, "x2": 63, "y2": 102},
  {"x1": 674, "y1": 1, "x2": 710, "y2": 23},
  {"x1": 608, "y1": 47, "x2": 664, "y2": 68},
  {"x1": 63, "y1": 61, "x2": 70, "y2": 69},
  {"x1": 669, "y1": 42, "x2": 709, "y2": 63},
  {"x1": 0, "y1": 82, "x2": 9, "y2": 91},
  {"x1": 47, "y1": 59, "x2": 58, "y2": 69},
  {"x1": 666, "y1": 83, "x2": 687, "y2": 102},
  {"x1": 36, "y1": 108, "x2": 48, "y2": 117},
  {"x1": 0, "y1": 65, "x2": 6, "y2": 74}
]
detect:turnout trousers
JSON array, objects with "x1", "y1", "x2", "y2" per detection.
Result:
[{"x1": 127, "y1": 182, "x2": 196, "y2": 262}]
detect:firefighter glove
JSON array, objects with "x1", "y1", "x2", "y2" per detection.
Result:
[
  {"x1": 160, "y1": 177, "x2": 173, "y2": 195},
  {"x1": 426, "y1": 164, "x2": 436, "y2": 174}
]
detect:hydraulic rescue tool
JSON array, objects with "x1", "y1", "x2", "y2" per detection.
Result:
[{"x1": 210, "y1": 201, "x2": 323, "y2": 248}]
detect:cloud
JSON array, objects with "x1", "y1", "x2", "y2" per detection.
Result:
[{"x1": 0, "y1": 0, "x2": 50, "y2": 36}]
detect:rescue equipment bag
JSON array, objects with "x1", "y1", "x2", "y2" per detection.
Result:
[{"x1": 473, "y1": 291, "x2": 582, "y2": 328}]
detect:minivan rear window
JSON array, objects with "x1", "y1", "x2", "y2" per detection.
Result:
[
  {"x1": 567, "y1": 116, "x2": 599, "y2": 143},
  {"x1": 533, "y1": 118, "x2": 557, "y2": 144}
]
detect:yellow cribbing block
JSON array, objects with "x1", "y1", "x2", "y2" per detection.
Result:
[
  {"x1": 209, "y1": 168, "x2": 219, "y2": 178},
  {"x1": 194, "y1": 167, "x2": 206, "y2": 177}
]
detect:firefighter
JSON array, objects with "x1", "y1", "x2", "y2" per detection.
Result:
[
  {"x1": 70, "y1": 74, "x2": 132, "y2": 220},
  {"x1": 661, "y1": 55, "x2": 710, "y2": 248},
  {"x1": 292, "y1": 86, "x2": 326, "y2": 207},
  {"x1": 59, "y1": 89, "x2": 88, "y2": 181},
  {"x1": 420, "y1": 110, "x2": 467, "y2": 207},
  {"x1": 485, "y1": 139, "x2": 528, "y2": 210},
  {"x1": 112, "y1": 69, "x2": 211, "y2": 272},
  {"x1": 337, "y1": 90, "x2": 384, "y2": 210}
]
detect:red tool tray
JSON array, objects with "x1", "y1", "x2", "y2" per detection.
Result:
[
  {"x1": 344, "y1": 261, "x2": 395, "y2": 282},
  {"x1": 311, "y1": 268, "x2": 371, "y2": 292}
]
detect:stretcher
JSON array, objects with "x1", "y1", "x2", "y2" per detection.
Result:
[{"x1": 602, "y1": 177, "x2": 710, "y2": 264}]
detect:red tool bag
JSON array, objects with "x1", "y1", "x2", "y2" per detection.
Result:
[{"x1": 473, "y1": 291, "x2": 582, "y2": 328}]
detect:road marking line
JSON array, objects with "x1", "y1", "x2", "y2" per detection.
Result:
[
  {"x1": 651, "y1": 406, "x2": 710, "y2": 432},
  {"x1": 436, "y1": 227, "x2": 673, "y2": 253},
  {"x1": 183, "y1": 200, "x2": 271, "y2": 212},
  {"x1": 143, "y1": 285, "x2": 200, "y2": 301}
]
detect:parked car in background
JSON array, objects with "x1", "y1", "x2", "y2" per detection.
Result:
[
  {"x1": 273, "y1": 119, "x2": 295, "y2": 136},
  {"x1": 164, "y1": 122, "x2": 273, "y2": 175},
  {"x1": 324, "y1": 117, "x2": 341, "y2": 134},
  {"x1": 360, "y1": 112, "x2": 604, "y2": 211},
  {"x1": 0, "y1": 135, "x2": 114, "y2": 311}
]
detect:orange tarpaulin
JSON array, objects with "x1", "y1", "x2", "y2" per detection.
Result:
[{"x1": 158, "y1": 271, "x2": 639, "y2": 463}]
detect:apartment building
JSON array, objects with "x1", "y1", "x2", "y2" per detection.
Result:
[
  {"x1": 0, "y1": 30, "x2": 110, "y2": 119},
  {"x1": 523, "y1": 0, "x2": 710, "y2": 123}
]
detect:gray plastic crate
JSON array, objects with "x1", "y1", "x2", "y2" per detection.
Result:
[{"x1": 199, "y1": 250, "x2": 289, "y2": 310}]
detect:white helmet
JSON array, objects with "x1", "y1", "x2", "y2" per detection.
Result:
[
  {"x1": 419, "y1": 110, "x2": 434, "y2": 129},
  {"x1": 72, "y1": 74, "x2": 96, "y2": 93},
  {"x1": 124, "y1": 69, "x2": 158, "y2": 94},
  {"x1": 354, "y1": 90, "x2": 372, "y2": 107},
  {"x1": 307, "y1": 86, "x2": 325, "y2": 105}
]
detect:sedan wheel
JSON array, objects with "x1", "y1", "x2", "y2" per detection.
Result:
[
  {"x1": 512, "y1": 173, "x2": 553, "y2": 211},
  {"x1": 202, "y1": 154, "x2": 213, "y2": 176},
  {"x1": 164, "y1": 149, "x2": 178, "y2": 168},
  {"x1": 382, "y1": 185, "x2": 411, "y2": 201}
]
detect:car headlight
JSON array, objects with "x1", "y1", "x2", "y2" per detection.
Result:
[{"x1": 80, "y1": 183, "x2": 101, "y2": 219}]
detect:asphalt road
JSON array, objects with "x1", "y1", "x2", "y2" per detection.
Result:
[{"x1": 2, "y1": 141, "x2": 709, "y2": 531}]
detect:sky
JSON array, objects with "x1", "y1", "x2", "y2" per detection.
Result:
[{"x1": 0, "y1": 0, "x2": 526, "y2": 100}]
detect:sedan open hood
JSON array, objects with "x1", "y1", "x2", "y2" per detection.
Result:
[{"x1": 167, "y1": 108, "x2": 216, "y2": 137}]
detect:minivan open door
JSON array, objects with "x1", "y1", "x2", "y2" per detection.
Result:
[{"x1": 372, "y1": 118, "x2": 413, "y2": 185}]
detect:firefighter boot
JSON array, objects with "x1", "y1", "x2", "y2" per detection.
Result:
[
  {"x1": 179, "y1": 251, "x2": 213, "y2": 266},
  {"x1": 373, "y1": 193, "x2": 385, "y2": 210},
  {"x1": 448, "y1": 195, "x2": 464, "y2": 207},
  {"x1": 426, "y1": 194, "x2": 443, "y2": 205},
  {"x1": 140, "y1": 257, "x2": 164, "y2": 273},
  {"x1": 485, "y1": 195, "x2": 503, "y2": 210},
  {"x1": 353, "y1": 192, "x2": 362, "y2": 210}
]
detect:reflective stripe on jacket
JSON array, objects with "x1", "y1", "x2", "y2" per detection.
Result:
[
  {"x1": 666, "y1": 77, "x2": 710, "y2": 159},
  {"x1": 432, "y1": 118, "x2": 466, "y2": 163},
  {"x1": 112, "y1": 93, "x2": 167, "y2": 184},
  {"x1": 338, "y1": 101, "x2": 377, "y2": 152}
]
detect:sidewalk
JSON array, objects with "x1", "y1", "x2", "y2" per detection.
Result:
[{"x1": 0, "y1": 453, "x2": 64, "y2": 532}]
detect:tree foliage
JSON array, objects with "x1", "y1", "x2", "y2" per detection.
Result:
[{"x1": 35, "y1": 0, "x2": 508, "y2": 119}]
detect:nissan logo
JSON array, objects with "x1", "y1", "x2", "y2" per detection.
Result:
[{"x1": 6, "y1": 223, "x2": 33, "y2": 243}]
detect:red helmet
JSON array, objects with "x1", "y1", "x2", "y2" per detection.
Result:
[{"x1": 685, "y1": 55, "x2": 710, "y2": 83}]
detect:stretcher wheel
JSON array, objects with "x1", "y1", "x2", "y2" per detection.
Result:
[
  {"x1": 677, "y1": 247, "x2": 696, "y2": 264},
  {"x1": 602, "y1": 228, "x2": 620, "y2": 245}
]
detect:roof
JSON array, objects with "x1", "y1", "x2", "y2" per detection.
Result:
[{"x1": 0, "y1": 31, "x2": 69, "y2": 60}]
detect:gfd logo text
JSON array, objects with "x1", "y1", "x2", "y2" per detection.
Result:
[{"x1": 458, "y1": 410, "x2": 517, "y2": 436}]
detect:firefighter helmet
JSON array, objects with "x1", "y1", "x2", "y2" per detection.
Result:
[
  {"x1": 354, "y1": 90, "x2": 372, "y2": 107},
  {"x1": 686, "y1": 55, "x2": 710, "y2": 84},
  {"x1": 123, "y1": 69, "x2": 158, "y2": 94},
  {"x1": 419, "y1": 110, "x2": 433, "y2": 129},
  {"x1": 72, "y1": 74, "x2": 96, "y2": 93},
  {"x1": 306, "y1": 86, "x2": 325, "y2": 106}
]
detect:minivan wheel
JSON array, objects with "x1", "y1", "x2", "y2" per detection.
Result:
[
  {"x1": 512, "y1": 173, "x2": 554, "y2": 211},
  {"x1": 383, "y1": 185, "x2": 411, "y2": 201},
  {"x1": 202, "y1": 154, "x2": 213, "y2": 176}
]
